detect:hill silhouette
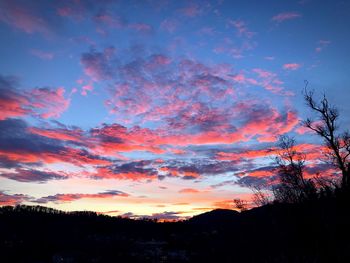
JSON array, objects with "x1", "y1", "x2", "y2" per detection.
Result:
[
  {"x1": 188, "y1": 208, "x2": 239, "y2": 225},
  {"x1": 1, "y1": 197, "x2": 350, "y2": 262}
]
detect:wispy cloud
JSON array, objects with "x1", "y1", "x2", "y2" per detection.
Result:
[
  {"x1": 283, "y1": 63, "x2": 301, "y2": 70},
  {"x1": 272, "y1": 12, "x2": 301, "y2": 23}
]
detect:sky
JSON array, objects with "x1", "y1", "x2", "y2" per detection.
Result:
[{"x1": 0, "y1": 0, "x2": 350, "y2": 220}]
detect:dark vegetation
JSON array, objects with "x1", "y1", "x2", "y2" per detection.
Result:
[
  {"x1": 2, "y1": 198, "x2": 350, "y2": 262},
  {"x1": 1, "y1": 90, "x2": 350, "y2": 262}
]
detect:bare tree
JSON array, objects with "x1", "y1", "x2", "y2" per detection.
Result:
[
  {"x1": 273, "y1": 135, "x2": 316, "y2": 203},
  {"x1": 251, "y1": 186, "x2": 272, "y2": 207},
  {"x1": 303, "y1": 88, "x2": 350, "y2": 189},
  {"x1": 234, "y1": 198, "x2": 248, "y2": 212}
]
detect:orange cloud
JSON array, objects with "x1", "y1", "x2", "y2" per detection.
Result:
[{"x1": 179, "y1": 188, "x2": 200, "y2": 194}]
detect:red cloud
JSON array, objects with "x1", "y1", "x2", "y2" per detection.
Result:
[
  {"x1": 0, "y1": 147, "x2": 111, "y2": 167},
  {"x1": 283, "y1": 63, "x2": 301, "y2": 70},
  {"x1": 0, "y1": 76, "x2": 70, "y2": 120},
  {"x1": 90, "y1": 166, "x2": 157, "y2": 181},
  {"x1": 0, "y1": 191, "x2": 31, "y2": 206},
  {"x1": 272, "y1": 12, "x2": 302, "y2": 23},
  {"x1": 0, "y1": 97, "x2": 29, "y2": 121},
  {"x1": 179, "y1": 188, "x2": 200, "y2": 194},
  {"x1": 29, "y1": 87, "x2": 70, "y2": 118},
  {"x1": 28, "y1": 127, "x2": 85, "y2": 144}
]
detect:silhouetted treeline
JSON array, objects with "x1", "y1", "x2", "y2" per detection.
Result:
[{"x1": 2, "y1": 197, "x2": 350, "y2": 263}]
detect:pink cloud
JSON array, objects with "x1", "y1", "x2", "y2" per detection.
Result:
[
  {"x1": 272, "y1": 12, "x2": 301, "y2": 23},
  {"x1": 295, "y1": 120, "x2": 324, "y2": 134},
  {"x1": 81, "y1": 83, "x2": 94, "y2": 96},
  {"x1": 0, "y1": 94, "x2": 29, "y2": 121},
  {"x1": 29, "y1": 87, "x2": 70, "y2": 118},
  {"x1": 0, "y1": 191, "x2": 31, "y2": 205},
  {"x1": 28, "y1": 126, "x2": 85, "y2": 144},
  {"x1": 283, "y1": 63, "x2": 301, "y2": 70},
  {"x1": 0, "y1": 76, "x2": 70, "y2": 120},
  {"x1": 227, "y1": 19, "x2": 255, "y2": 38},
  {"x1": 0, "y1": 1, "x2": 51, "y2": 35},
  {"x1": 80, "y1": 48, "x2": 114, "y2": 81},
  {"x1": 252, "y1": 68, "x2": 288, "y2": 95}
]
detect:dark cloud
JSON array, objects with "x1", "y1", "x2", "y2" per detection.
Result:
[
  {"x1": 122, "y1": 211, "x2": 185, "y2": 221},
  {"x1": 0, "y1": 191, "x2": 31, "y2": 205},
  {"x1": 34, "y1": 190, "x2": 129, "y2": 204},
  {"x1": 1, "y1": 168, "x2": 68, "y2": 183}
]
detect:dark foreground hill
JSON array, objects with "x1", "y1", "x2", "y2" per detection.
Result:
[{"x1": 1, "y1": 198, "x2": 350, "y2": 262}]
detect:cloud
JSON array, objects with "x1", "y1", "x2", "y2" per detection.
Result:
[
  {"x1": 0, "y1": 119, "x2": 111, "y2": 173},
  {"x1": 0, "y1": 75, "x2": 70, "y2": 120},
  {"x1": 29, "y1": 87, "x2": 70, "y2": 118},
  {"x1": 34, "y1": 190, "x2": 129, "y2": 204},
  {"x1": 28, "y1": 126, "x2": 85, "y2": 144},
  {"x1": 0, "y1": 191, "x2": 31, "y2": 206},
  {"x1": 213, "y1": 36, "x2": 256, "y2": 59},
  {"x1": 252, "y1": 68, "x2": 289, "y2": 95},
  {"x1": 0, "y1": 75, "x2": 30, "y2": 120},
  {"x1": 179, "y1": 188, "x2": 200, "y2": 194},
  {"x1": 91, "y1": 161, "x2": 158, "y2": 180},
  {"x1": 93, "y1": 11, "x2": 153, "y2": 34},
  {"x1": 227, "y1": 19, "x2": 255, "y2": 38},
  {"x1": 80, "y1": 48, "x2": 115, "y2": 81},
  {"x1": 216, "y1": 148, "x2": 276, "y2": 161},
  {"x1": 0, "y1": 168, "x2": 68, "y2": 183},
  {"x1": 0, "y1": 0, "x2": 55, "y2": 35},
  {"x1": 283, "y1": 63, "x2": 301, "y2": 70},
  {"x1": 124, "y1": 211, "x2": 186, "y2": 221},
  {"x1": 160, "y1": 159, "x2": 240, "y2": 179},
  {"x1": 271, "y1": 12, "x2": 301, "y2": 23}
]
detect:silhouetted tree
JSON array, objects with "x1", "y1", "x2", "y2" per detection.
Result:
[
  {"x1": 303, "y1": 88, "x2": 350, "y2": 189},
  {"x1": 234, "y1": 198, "x2": 248, "y2": 212},
  {"x1": 273, "y1": 135, "x2": 317, "y2": 203},
  {"x1": 251, "y1": 186, "x2": 272, "y2": 207}
]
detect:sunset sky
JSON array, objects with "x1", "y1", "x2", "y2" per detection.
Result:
[{"x1": 0, "y1": 0, "x2": 349, "y2": 220}]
